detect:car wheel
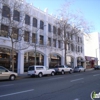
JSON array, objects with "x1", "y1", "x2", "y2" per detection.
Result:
[
  {"x1": 9, "y1": 75, "x2": 15, "y2": 81},
  {"x1": 61, "y1": 70, "x2": 65, "y2": 75},
  {"x1": 79, "y1": 70, "x2": 81, "y2": 72},
  {"x1": 51, "y1": 72, "x2": 55, "y2": 76},
  {"x1": 69, "y1": 70, "x2": 73, "y2": 74},
  {"x1": 38, "y1": 73, "x2": 43, "y2": 78}
]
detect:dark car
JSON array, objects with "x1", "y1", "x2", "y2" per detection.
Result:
[
  {"x1": 94, "y1": 65, "x2": 100, "y2": 70},
  {"x1": 74, "y1": 66, "x2": 86, "y2": 72}
]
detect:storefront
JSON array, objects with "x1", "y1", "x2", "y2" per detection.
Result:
[{"x1": 85, "y1": 56, "x2": 98, "y2": 68}]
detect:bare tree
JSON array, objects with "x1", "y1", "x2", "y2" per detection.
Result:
[
  {"x1": 55, "y1": 1, "x2": 94, "y2": 65},
  {"x1": 0, "y1": 0, "x2": 30, "y2": 71}
]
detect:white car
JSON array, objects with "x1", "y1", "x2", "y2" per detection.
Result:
[
  {"x1": 28, "y1": 65, "x2": 55, "y2": 77},
  {"x1": 74, "y1": 66, "x2": 86, "y2": 72},
  {"x1": 0, "y1": 66, "x2": 18, "y2": 81},
  {"x1": 54, "y1": 65, "x2": 73, "y2": 74}
]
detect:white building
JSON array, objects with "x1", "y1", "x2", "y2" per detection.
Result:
[
  {"x1": 0, "y1": 0, "x2": 85, "y2": 74},
  {"x1": 84, "y1": 32, "x2": 100, "y2": 65}
]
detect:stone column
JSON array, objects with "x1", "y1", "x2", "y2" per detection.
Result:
[{"x1": 17, "y1": 51, "x2": 24, "y2": 74}]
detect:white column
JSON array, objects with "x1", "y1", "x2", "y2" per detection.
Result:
[
  {"x1": 17, "y1": 51, "x2": 24, "y2": 74},
  {"x1": 44, "y1": 54, "x2": 49, "y2": 68},
  {"x1": 74, "y1": 57, "x2": 77, "y2": 67}
]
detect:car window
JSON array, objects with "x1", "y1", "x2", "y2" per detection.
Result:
[
  {"x1": 36, "y1": 67, "x2": 43, "y2": 70},
  {"x1": 28, "y1": 66, "x2": 34, "y2": 71},
  {"x1": 0, "y1": 67, "x2": 7, "y2": 72}
]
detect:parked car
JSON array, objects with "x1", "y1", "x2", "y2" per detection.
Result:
[
  {"x1": 0, "y1": 66, "x2": 18, "y2": 81},
  {"x1": 94, "y1": 65, "x2": 100, "y2": 70},
  {"x1": 74, "y1": 66, "x2": 86, "y2": 72},
  {"x1": 54, "y1": 65, "x2": 73, "y2": 74},
  {"x1": 28, "y1": 65, "x2": 55, "y2": 77}
]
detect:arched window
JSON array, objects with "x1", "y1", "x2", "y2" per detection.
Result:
[
  {"x1": 2, "y1": 5, "x2": 10, "y2": 18},
  {"x1": 33, "y1": 18, "x2": 37, "y2": 27}
]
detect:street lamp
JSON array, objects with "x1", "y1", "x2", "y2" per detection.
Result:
[{"x1": 34, "y1": 25, "x2": 46, "y2": 65}]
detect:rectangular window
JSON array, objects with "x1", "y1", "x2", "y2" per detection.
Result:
[
  {"x1": 13, "y1": 10, "x2": 20, "y2": 21},
  {"x1": 53, "y1": 39, "x2": 56, "y2": 47},
  {"x1": 53, "y1": 26, "x2": 56, "y2": 34},
  {"x1": 33, "y1": 18, "x2": 37, "y2": 27},
  {"x1": 25, "y1": 15, "x2": 30, "y2": 25},
  {"x1": 58, "y1": 28, "x2": 61, "y2": 35},
  {"x1": 12, "y1": 28, "x2": 18, "y2": 40},
  {"x1": 2, "y1": 6, "x2": 10, "y2": 18},
  {"x1": 48, "y1": 24, "x2": 51, "y2": 32},
  {"x1": 24, "y1": 31, "x2": 29, "y2": 42},
  {"x1": 58, "y1": 40, "x2": 61, "y2": 48},
  {"x1": 32, "y1": 33, "x2": 36, "y2": 43},
  {"x1": 40, "y1": 35, "x2": 44, "y2": 45},
  {"x1": 40, "y1": 20, "x2": 44, "y2": 30},
  {"x1": 48, "y1": 37, "x2": 51, "y2": 46},
  {"x1": 0, "y1": 24, "x2": 8, "y2": 37}
]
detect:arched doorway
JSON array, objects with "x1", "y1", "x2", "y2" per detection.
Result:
[
  {"x1": 24, "y1": 51, "x2": 44, "y2": 72},
  {"x1": 49, "y1": 54, "x2": 61, "y2": 68},
  {"x1": 0, "y1": 47, "x2": 17, "y2": 71},
  {"x1": 66, "y1": 56, "x2": 74, "y2": 68}
]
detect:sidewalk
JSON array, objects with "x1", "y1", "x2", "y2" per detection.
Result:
[
  {"x1": 86, "y1": 68, "x2": 94, "y2": 71},
  {"x1": 17, "y1": 72, "x2": 29, "y2": 79}
]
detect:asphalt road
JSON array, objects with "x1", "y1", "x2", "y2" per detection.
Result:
[{"x1": 0, "y1": 70, "x2": 100, "y2": 100}]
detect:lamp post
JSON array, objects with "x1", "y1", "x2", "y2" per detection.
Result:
[{"x1": 34, "y1": 25, "x2": 46, "y2": 65}]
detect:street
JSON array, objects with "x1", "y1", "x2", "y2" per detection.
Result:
[{"x1": 0, "y1": 70, "x2": 100, "y2": 100}]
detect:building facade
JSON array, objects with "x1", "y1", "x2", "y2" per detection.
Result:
[
  {"x1": 0, "y1": 0, "x2": 85, "y2": 74},
  {"x1": 84, "y1": 32, "x2": 100, "y2": 68}
]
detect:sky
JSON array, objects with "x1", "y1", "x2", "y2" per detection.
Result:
[{"x1": 26, "y1": 0, "x2": 100, "y2": 33}]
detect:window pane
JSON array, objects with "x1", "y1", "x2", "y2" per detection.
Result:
[
  {"x1": 13, "y1": 10, "x2": 20, "y2": 21},
  {"x1": 12, "y1": 28, "x2": 18, "y2": 40},
  {"x1": 33, "y1": 18, "x2": 37, "y2": 27},
  {"x1": 0, "y1": 24, "x2": 8, "y2": 37},
  {"x1": 48, "y1": 38, "x2": 51, "y2": 46},
  {"x1": 40, "y1": 35, "x2": 44, "y2": 45},
  {"x1": 2, "y1": 6, "x2": 10, "y2": 18},
  {"x1": 48, "y1": 24, "x2": 51, "y2": 32},
  {"x1": 53, "y1": 26, "x2": 56, "y2": 34},
  {"x1": 25, "y1": 15, "x2": 30, "y2": 25},
  {"x1": 40, "y1": 20, "x2": 44, "y2": 30},
  {"x1": 32, "y1": 33, "x2": 36, "y2": 43},
  {"x1": 53, "y1": 39, "x2": 56, "y2": 47},
  {"x1": 24, "y1": 31, "x2": 29, "y2": 42}
]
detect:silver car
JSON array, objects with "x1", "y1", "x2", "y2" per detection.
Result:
[
  {"x1": 74, "y1": 66, "x2": 86, "y2": 72},
  {"x1": 0, "y1": 66, "x2": 18, "y2": 81}
]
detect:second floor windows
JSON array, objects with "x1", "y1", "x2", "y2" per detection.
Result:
[
  {"x1": 48, "y1": 24, "x2": 51, "y2": 32},
  {"x1": 53, "y1": 26, "x2": 56, "y2": 34},
  {"x1": 40, "y1": 35, "x2": 44, "y2": 45},
  {"x1": 53, "y1": 39, "x2": 56, "y2": 47},
  {"x1": 40, "y1": 20, "x2": 44, "y2": 30},
  {"x1": 58, "y1": 40, "x2": 61, "y2": 48},
  {"x1": 12, "y1": 28, "x2": 18, "y2": 40},
  {"x1": 33, "y1": 18, "x2": 37, "y2": 27},
  {"x1": 48, "y1": 38, "x2": 51, "y2": 46},
  {"x1": 2, "y1": 5, "x2": 10, "y2": 18},
  {"x1": 32, "y1": 33, "x2": 36, "y2": 43},
  {"x1": 24, "y1": 31, "x2": 29, "y2": 42},
  {"x1": 25, "y1": 15, "x2": 30, "y2": 25},
  {"x1": 0, "y1": 24, "x2": 8, "y2": 37},
  {"x1": 13, "y1": 10, "x2": 20, "y2": 21}
]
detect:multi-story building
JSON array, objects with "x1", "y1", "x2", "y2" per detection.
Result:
[
  {"x1": 0, "y1": 0, "x2": 85, "y2": 74},
  {"x1": 84, "y1": 32, "x2": 100, "y2": 68}
]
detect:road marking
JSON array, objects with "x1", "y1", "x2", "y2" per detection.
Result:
[
  {"x1": 93, "y1": 74, "x2": 100, "y2": 76},
  {"x1": 74, "y1": 98, "x2": 79, "y2": 100},
  {"x1": 48, "y1": 77, "x2": 63, "y2": 80},
  {"x1": 70, "y1": 78, "x2": 84, "y2": 82},
  {"x1": 0, "y1": 84, "x2": 14, "y2": 87},
  {"x1": 0, "y1": 89, "x2": 34, "y2": 98}
]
